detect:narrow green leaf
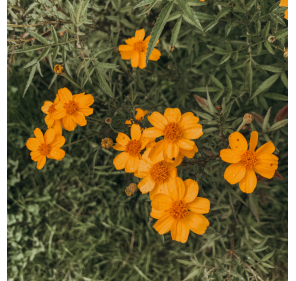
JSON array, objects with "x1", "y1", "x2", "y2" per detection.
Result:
[
  {"x1": 176, "y1": 0, "x2": 202, "y2": 30},
  {"x1": 170, "y1": 17, "x2": 182, "y2": 46},
  {"x1": 51, "y1": 25, "x2": 59, "y2": 44},
  {"x1": 207, "y1": 45, "x2": 229, "y2": 55},
  {"x1": 219, "y1": 53, "x2": 231, "y2": 65},
  {"x1": 263, "y1": 93, "x2": 288, "y2": 101},
  {"x1": 80, "y1": 0, "x2": 90, "y2": 16},
  {"x1": 29, "y1": 31, "x2": 49, "y2": 45},
  {"x1": 225, "y1": 74, "x2": 232, "y2": 89},
  {"x1": 259, "y1": 65, "x2": 282, "y2": 73},
  {"x1": 191, "y1": 110, "x2": 213, "y2": 120},
  {"x1": 249, "y1": 193, "x2": 260, "y2": 223},
  {"x1": 245, "y1": 0, "x2": 256, "y2": 11},
  {"x1": 23, "y1": 65, "x2": 37, "y2": 98},
  {"x1": 191, "y1": 87, "x2": 220, "y2": 92},
  {"x1": 52, "y1": 46, "x2": 59, "y2": 62},
  {"x1": 146, "y1": 2, "x2": 174, "y2": 64},
  {"x1": 210, "y1": 75, "x2": 224, "y2": 90},
  {"x1": 257, "y1": 42, "x2": 262, "y2": 55},
  {"x1": 216, "y1": 8, "x2": 231, "y2": 20},
  {"x1": 262, "y1": 107, "x2": 272, "y2": 133},
  {"x1": 48, "y1": 74, "x2": 58, "y2": 89},
  {"x1": 264, "y1": 21, "x2": 270, "y2": 39},
  {"x1": 274, "y1": 28, "x2": 288, "y2": 39},
  {"x1": 268, "y1": 119, "x2": 288, "y2": 132},
  {"x1": 270, "y1": 14, "x2": 286, "y2": 26},
  {"x1": 281, "y1": 72, "x2": 288, "y2": 88},
  {"x1": 195, "y1": 12, "x2": 215, "y2": 21},
  {"x1": 261, "y1": 251, "x2": 275, "y2": 262},
  {"x1": 248, "y1": 60, "x2": 253, "y2": 95},
  {"x1": 227, "y1": 187, "x2": 247, "y2": 206},
  {"x1": 23, "y1": 2, "x2": 39, "y2": 16},
  {"x1": 204, "y1": 20, "x2": 218, "y2": 32},
  {"x1": 183, "y1": 268, "x2": 200, "y2": 281},
  {"x1": 96, "y1": 69, "x2": 114, "y2": 98},
  {"x1": 36, "y1": 61, "x2": 43, "y2": 77},
  {"x1": 138, "y1": 0, "x2": 158, "y2": 16},
  {"x1": 251, "y1": 73, "x2": 280, "y2": 99},
  {"x1": 264, "y1": 40, "x2": 275, "y2": 55},
  {"x1": 84, "y1": 61, "x2": 92, "y2": 84},
  {"x1": 206, "y1": 86, "x2": 216, "y2": 114},
  {"x1": 23, "y1": 57, "x2": 38, "y2": 69},
  {"x1": 37, "y1": 47, "x2": 51, "y2": 62},
  {"x1": 134, "y1": 0, "x2": 153, "y2": 9},
  {"x1": 67, "y1": 0, "x2": 77, "y2": 25}
]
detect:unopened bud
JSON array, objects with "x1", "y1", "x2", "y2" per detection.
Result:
[
  {"x1": 242, "y1": 126, "x2": 247, "y2": 130},
  {"x1": 105, "y1": 117, "x2": 112, "y2": 124},
  {"x1": 125, "y1": 183, "x2": 138, "y2": 196},
  {"x1": 169, "y1": 45, "x2": 175, "y2": 53},
  {"x1": 243, "y1": 113, "x2": 254, "y2": 124},
  {"x1": 268, "y1": 36, "x2": 276, "y2": 43},
  {"x1": 284, "y1": 47, "x2": 288, "y2": 60},
  {"x1": 257, "y1": 5, "x2": 262, "y2": 10},
  {"x1": 168, "y1": 64, "x2": 172, "y2": 69},
  {"x1": 101, "y1": 138, "x2": 113, "y2": 149},
  {"x1": 216, "y1": 105, "x2": 222, "y2": 111},
  {"x1": 54, "y1": 64, "x2": 65, "y2": 75}
]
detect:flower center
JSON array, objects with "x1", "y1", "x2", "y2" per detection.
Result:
[
  {"x1": 163, "y1": 122, "x2": 182, "y2": 141},
  {"x1": 48, "y1": 104, "x2": 56, "y2": 114},
  {"x1": 169, "y1": 201, "x2": 188, "y2": 219},
  {"x1": 125, "y1": 140, "x2": 142, "y2": 156},
  {"x1": 241, "y1": 151, "x2": 257, "y2": 168},
  {"x1": 149, "y1": 162, "x2": 169, "y2": 183},
  {"x1": 134, "y1": 41, "x2": 145, "y2": 52},
  {"x1": 64, "y1": 100, "x2": 78, "y2": 115},
  {"x1": 38, "y1": 143, "x2": 51, "y2": 156}
]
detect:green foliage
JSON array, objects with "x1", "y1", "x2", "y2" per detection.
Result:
[{"x1": 8, "y1": 0, "x2": 287, "y2": 280}]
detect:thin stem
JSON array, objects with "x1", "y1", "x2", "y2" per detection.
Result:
[{"x1": 63, "y1": 132, "x2": 100, "y2": 148}]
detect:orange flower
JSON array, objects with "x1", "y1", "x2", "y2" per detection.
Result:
[
  {"x1": 26, "y1": 128, "x2": 65, "y2": 170},
  {"x1": 126, "y1": 108, "x2": 150, "y2": 125},
  {"x1": 151, "y1": 178, "x2": 210, "y2": 243},
  {"x1": 113, "y1": 124, "x2": 152, "y2": 172},
  {"x1": 41, "y1": 94, "x2": 63, "y2": 136},
  {"x1": 134, "y1": 147, "x2": 178, "y2": 199},
  {"x1": 143, "y1": 109, "x2": 202, "y2": 162},
  {"x1": 279, "y1": 0, "x2": 288, "y2": 20},
  {"x1": 284, "y1": 47, "x2": 288, "y2": 60},
  {"x1": 119, "y1": 29, "x2": 161, "y2": 69},
  {"x1": 220, "y1": 132, "x2": 278, "y2": 193},
  {"x1": 51, "y1": 88, "x2": 94, "y2": 131}
]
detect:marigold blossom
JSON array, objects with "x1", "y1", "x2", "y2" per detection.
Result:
[
  {"x1": 119, "y1": 29, "x2": 161, "y2": 69},
  {"x1": 279, "y1": 0, "x2": 288, "y2": 20},
  {"x1": 51, "y1": 88, "x2": 94, "y2": 131},
  {"x1": 126, "y1": 108, "x2": 150, "y2": 125},
  {"x1": 134, "y1": 147, "x2": 178, "y2": 199},
  {"x1": 143, "y1": 109, "x2": 202, "y2": 162},
  {"x1": 41, "y1": 94, "x2": 63, "y2": 136},
  {"x1": 113, "y1": 124, "x2": 152, "y2": 173},
  {"x1": 220, "y1": 131, "x2": 279, "y2": 193},
  {"x1": 151, "y1": 178, "x2": 210, "y2": 243},
  {"x1": 26, "y1": 128, "x2": 65, "y2": 170}
]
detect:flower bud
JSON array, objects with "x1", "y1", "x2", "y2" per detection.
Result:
[
  {"x1": 268, "y1": 36, "x2": 276, "y2": 43},
  {"x1": 216, "y1": 105, "x2": 222, "y2": 111},
  {"x1": 284, "y1": 47, "x2": 288, "y2": 60},
  {"x1": 54, "y1": 64, "x2": 65, "y2": 75},
  {"x1": 167, "y1": 64, "x2": 172, "y2": 69},
  {"x1": 169, "y1": 45, "x2": 175, "y2": 53},
  {"x1": 243, "y1": 113, "x2": 254, "y2": 124},
  {"x1": 101, "y1": 138, "x2": 113, "y2": 149},
  {"x1": 105, "y1": 117, "x2": 112, "y2": 124},
  {"x1": 257, "y1": 5, "x2": 262, "y2": 10},
  {"x1": 125, "y1": 183, "x2": 138, "y2": 196}
]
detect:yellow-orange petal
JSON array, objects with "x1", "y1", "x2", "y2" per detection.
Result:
[
  {"x1": 73, "y1": 111, "x2": 87, "y2": 126},
  {"x1": 26, "y1": 138, "x2": 41, "y2": 151},
  {"x1": 79, "y1": 107, "x2": 93, "y2": 116},
  {"x1": 139, "y1": 52, "x2": 147, "y2": 69},
  {"x1": 119, "y1": 45, "x2": 134, "y2": 51},
  {"x1": 284, "y1": 9, "x2": 288, "y2": 20},
  {"x1": 37, "y1": 156, "x2": 46, "y2": 170},
  {"x1": 179, "y1": 145, "x2": 198, "y2": 159},
  {"x1": 171, "y1": 218, "x2": 190, "y2": 243},
  {"x1": 30, "y1": 151, "x2": 42, "y2": 161},
  {"x1": 138, "y1": 176, "x2": 155, "y2": 193},
  {"x1": 182, "y1": 125, "x2": 203, "y2": 140},
  {"x1": 149, "y1": 48, "x2": 161, "y2": 61},
  {"x1": 167, "y1": 177, "x2": 185, "y2": 201},
  {"x1": 45, "y1": 114, "x2": 54, "y2": 128},
  {"x1": 125, "y1": 37, "x2": 137, "y2": 45},
  {"x1": 255, "y1": 142, "x2": 275, "y2": 156},
  {"x1": 149, "y1": 139, "x2": 166, "y2": 161},
  {"x1": 176, "y1": 138, "x2": 194, "y2": 150},
  {"x1": 143, "y1": 127, "x2": 164, "y2": 139},
  {"x1": 75, "y1": 94, "x2": 94, "y2": 108},
  {"x1": 152, "y1": 194, "x2": 173, "y2": 210},
  {"x1": 150, "y1": 208, "x2": 167, "y2": 219},
  {"x1": 249, "y1": 131, "x2": 258, "y2": 151},
  {"x1": 49, "y1": 148, "x2": 65, "y2": 160},
  {"x1": 51, "y1": 106, "x2": 67, "y2": 120},
  {"x1": 163, "y1": 142, "x2": 179, "y2": 161},
  {"x1": 239, "y1": 168, "x2": 257, "y2": 193},
  {"x1": 134, "y1": 159, "x2": 150, "y2": 178},
  {"x1": 54, "y1": 94, "x2": 59, "y2": 104},
  {"x1": 229, "y1": 132, "x2": 248, "y2": 153},
  {"x1": 153, "y1": 213, "x2": 174, "y2": 235},
  {"x1": 253, "y1": 165, "x2": 276, "y2": 179},
  {"x1": 52, "y1": 120, "x2": 63, "y2": 136},
  {"x1": 148, "y1": 112, "x2": 168, "y2": 130},
  {"x1": 220, "y1": 149, "x2": 242, "y2": 163},
  {"x1": 113, "y1": 152, "x2": 129, "y2": 170},
  {"x1": 116, "y1": 133, "x2": 130, "y2": 146},
  {"x1": 135, "y1": 108, "x2": 149, "y2": 120},
  {"x1": 182, "y1": 179, "x2": 199, "y2": 203},
  {"x1": 41, "y1": 101, "x2": 53, "y2": 114},
  {"x1": 131, "y1": 124, "x2": 141, "y2": 140},
  {"x1": 51, "y1": 135, "x2": 65, "y2": 148},
  {"x1": 113, "y1": 143, "x2": 126, "y2": 151},
  {"x1": 131, "y1": 51, "x2": 139, "y2": 68},
  {"x1": 224, "y1": 162, "x2": 246, "y2": 184},
  {"x1": 279, "y1": 0, "x2": 288, "y2": 7},
  {"x1": 120, "y1": 50, "x2": 134, "y2": 60},
  {"x1": 125, "y1": 155, "x2": 140, "y2": 173},
  {"x1": 62, "y1": 115, "x2": 77, "y2": 131},
  {"x1": 58, "y1": 87, "x2": 72, "y2": 102},
  {"x1": 187, "y1": 197, "x2": 210, "y2": 214},
  {"x1": 140, "y1": 136, "x2": 152, "y2": 150},
  {"x1": 164, "y1": 108, "x2": 181, "y2": 123},
  {"x1": 186, "y1": 212, "x2": 209, "y2": 235},
  {"x1": 44, "y1": 128, "x2": 55, "y2": 144},
  {"x1": 135, "y1": 29, "x2": 145, "y2": 41},
  {"x1": 179, "y1": 112, "x2": 200, "y2": 130},
  {"x1": 34, "y1": 128, "x2": 44, "y2": 143}
]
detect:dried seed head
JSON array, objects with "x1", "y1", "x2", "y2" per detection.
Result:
[
  {"x1": 168, "y1": 64, "x2": 172, "y2": 69},
  {"x1": 257, "y1": 5, "x2": 262, "y2": 10},
  {"x1": 283, "y1": 48, "x2": 288, "y2": 60},
  {"x1": 243, "y1": 113, "x2": 254, "y2": 124},
  {"x1": 54, "y1": 64, "x2": 65, "y2": 75},
  {"x1": 169, "y1": 45, "x2": 175, "y2": 53},
  {"x1": 105, "y1": 117, "x2": 112, "y2": 124},
  {"x1": 101, "y1": 138, "x2": 113, "y2": 149},
  {"x1": 216, "y1": 105, "x2": 222, "y2": 111},
  {"x1": 125, "y1": 183, "x2": 138, "y2": 196},
  {"x1": 268, "y1": 36, "x2": 276, "y2": 43}
]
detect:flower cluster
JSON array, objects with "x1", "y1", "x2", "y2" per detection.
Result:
[
  {"x1": 113, "y1": 108, "x2": 209, "y2": 243},
  {"x1": 26, "y1": 87, "x2": 94, "y2": 169}
]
